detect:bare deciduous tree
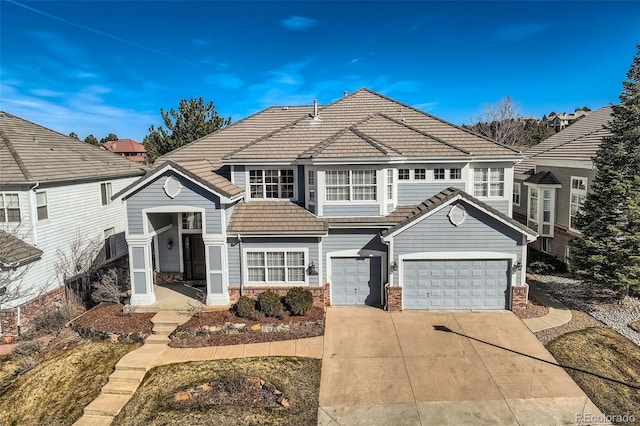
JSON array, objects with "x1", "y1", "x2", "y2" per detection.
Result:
[
  {"x1": 92, "y1": 268, "x2": 124, "y2": 304},
  {"x1": 54, "y1": 232, "x2": 104, "y2": 298},
  {"x1": 468, "y1": 96, "x2": 529, "y2": 147}
]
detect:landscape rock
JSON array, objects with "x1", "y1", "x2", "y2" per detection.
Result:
[
  {"x1": 277, "y1": 396, "x2": 290, "y2": 408},
  {"x1": 250, "y1": 324, "x2": 261, "y2": 331},
  {"x1": 175, "y1": 391, "x2": 191, "y2": 402}
]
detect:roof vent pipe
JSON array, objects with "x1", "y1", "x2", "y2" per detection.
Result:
[
  {"x1": 343, "y1": 91, "x2": 348, "y2": 97},
  {"x1": 313, "y1": 99, "x2": 319, "y2": 120}
]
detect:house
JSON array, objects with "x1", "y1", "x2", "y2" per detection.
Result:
[
  {"x1": 101, "y1": 138, "x2": 148, "y2": 164},
  {"x1": 0, "y1": 112, "x2": 147, "y2": 334},
  {"x1": 513, "y1": 106, "x2": 613, "y2": 262},
  {"x1": 114, "y1": 89, "x2": 537, "y2": 312},
  {"x1": 546, "y1": 110, "x2": 590, "y2": 132}
]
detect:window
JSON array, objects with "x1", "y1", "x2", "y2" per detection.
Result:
[
  {"x1": 326, "y1": 170, "x2": 376, "y2": 202},
  {"x1": 101, "y1": 183, "x2": 112, "y2": 205},
  {"x1": 36, "y1": 191, "x2": 48, "y2": 220},
  {"x1": 540, "y1": 237, "x2": 551, "y2": 254},
  {"x1": 449, "y1": 168, "x2": 462, "y2": 180},
  {"x1": 0, "y1": 193, "x2": 21, "y2": 222},
  {"x1": 414, "y1": 169, "x2": 426, "y2": 180},
  {"x1": 249, "y1": 169, "x2": 294, "y2": 199},
  {"x1": 434, "y1": 168, "x2": 445, "y2": 180},
  {"x1": 104, "y1": 228, "x2": 116, "y2": 260},
  {"x1": 387, "y1": 169, "x2": 394, "y2": 200},
  {"x1": 529, "y1": 187, "x2": 539, "y2": 222},
  {"x1": 513, "y1": 183, "x2": 521, "y2": 206},
  {"x1": 570, "y1": 177, "x2": 587, "y2": 230},
  {"x1": 246, "y1": 250, "x2": 306, "y2": 283},
  {"x1": 473, "y1": 167, "x2": 504, "y2": 197},
  {"x1": 182, "y1": 212, "x2": 202, "y2": 230},
  {"x1": 307, "y1": 171, "x2": 315, "y2": 202},
  {"x1": 542, "y1": 189, "x2": 552, "y2": 223},
  {"x1": 398, "y1": 169, "x2": 410, "y2": 180}
]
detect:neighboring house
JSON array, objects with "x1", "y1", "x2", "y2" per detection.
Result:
[
  {"x1": 115, "y1": 89, "x2": 537, "y2": 312},
  {"x1": 0, "y1": 112, "x2": 147, "y2": 334},
  {"x1": 546, "y1": 110, "x2": 590, "y2": 132},
  {"x1": 513, "y1": 106, "x2": 613, "y2": 262},
  {"x1": 102, "y1": 139, "x2": 148, "y2": 164}
]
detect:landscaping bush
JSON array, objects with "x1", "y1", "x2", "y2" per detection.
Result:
[
  {"x1": 284, "y1": 287, "x2": 314, "y2": 316},
  {"x1": 527, "y1": 248, "x2": 568, "y2": 275},
  {"x1": 26, "y1": 299, "x2": 84, "y2": 337},
  {"x1": 235, "y1": 296, "x2": 256, "y2": 319},
  {"x1": 257, "y1": 290, "x2": 284, "y2": 318},
  {"x1": 13, "y1": 339, "x2": 42, "y2": 358}
]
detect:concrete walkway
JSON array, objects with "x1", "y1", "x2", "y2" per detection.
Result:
[
  {"x1": 521, "y1": 284, "x2": 573, "y2": 332},
  {"x1": 73, "y1": 311, "x2": 323, "y2": 426}
]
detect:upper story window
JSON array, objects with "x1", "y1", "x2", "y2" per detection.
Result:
[
  {"x1": 570, "y1": 177, "x2": 588, "y2": 230},
  {"x1": 542, "y1": 189, "x2": 552, "y2": 223},
  {"x1": 473, "y1": 167, "x2": 504, "y2": 197},
  {"x1": 307, "y1": 171, "x2": 315, "y2": 203},
  {"x1": 398, "y1": 169, "x2": 410, "y2": 180},
  {"x1": 182, "y1": 212, "x2": 202, "y2": 230},
  {"x1": 529, "y1": 187, "x2": 538, "y2": 222},
  {"x1": 414, "y1": 169, "x2": 426, "y2": 180},
  {"x1": 513, "y1": 183, "x2": 521, "y2": 206},
  {"x1": 449, "y1": 168, "x2": 462, "y2": 180},
  {"x1": 36, "y1": 191, "x2": 48, "y2": 220},
  {"x1": 387, "y1": 169, "x2": 394, "y2": 200},
  {"x1": 101, "y1": 182, "x2": 112, "y2": 205},
  {"x1": 0, "y1": 193, "x2": 20, "y2": 222},
  {"x1": 249, "y1": 169, "x2": 294, "y2": 199},
  {"x1": 326, "y1": 170, "x2": 376, "y2": 202},
  {"x1": 434, "y1": 168, "x2": 445, "y2": 180}
]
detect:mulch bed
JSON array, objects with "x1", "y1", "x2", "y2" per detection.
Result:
[
  {"x1": 169, "y1": 307, "x2": 325, "y2": 348},
  {"x1": 71, "y1": 303, "x2": 155, "y2": 335},
  {"x1": 513, "y1": 296, "x2": 549, "y2": 319}
]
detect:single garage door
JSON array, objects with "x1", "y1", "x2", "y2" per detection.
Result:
[
  {"x1": 403, "y1": 259, "x2": 509, "y2": 310},
  {"x1": 331, "y1": 257, "x2": 382, "y2": 306}
]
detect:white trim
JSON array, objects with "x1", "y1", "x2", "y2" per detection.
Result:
[
  {"x1": 153, "y1": 235, "x2": 160, "y2": 272},
  {"x1": 148, "y1": 223, "x2": 173, "y2": 237},
  {"x1": 207, "y1": 293, "x2": 230, "y2": 305},
  {"x1": 535, "y1": 159, "x2": 594, "y2": 170},
  {"x1": 242, "y1": 247, "x2": 309, "y2": 286},
  {"x1": 245, "y1": 167, "x2": 298, "y2": 201},
  {"x1": 569, "y1": 176, "x2": 588, "y2": 233},
  {"x1": 177, "y1": 213, "x2": 184, "y2": 273},
  {"x1": 142, "y1": 206, "x2": 206, "y2": 234},
  {"x1": 512, "y1": 182, "x2": 521, "y2": 207},
  {"x1": 318, "y1": 238, "x2": 324, "y2": 284},
  {"x1": 521, "y1": 235, "x2": 528, "y2": 285},
  {"x1": 326, "y1": 249, "x2": 387, "y2": 306},
  {"x1": 131, "y1": 293, "x2": 157, "y2": 305}
]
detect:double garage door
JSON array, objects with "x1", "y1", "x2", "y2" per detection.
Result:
[
  {"x1": 403, "y1": 259, "x2": 509, "y2": 310},
  {"x1": 331, "y1": 257, "x2": 382, "y2": 306}
]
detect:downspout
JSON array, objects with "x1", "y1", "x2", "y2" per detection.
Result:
[
  {"x1": 238, "y1": 236, "x2": 244, "y2": 297},
  {"x1": 381, "y1": 238, "x2": 391, "y2": 311},
  {"x1": 30, "y1": 182, "x2": 40, "y2": 246}
]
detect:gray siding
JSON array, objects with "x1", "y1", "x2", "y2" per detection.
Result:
[
  {"x1": 156, "y1": 214, "x2": 180, "y2": 272},
  {"x1": 397, "y1": 182, "x2": 464, "y2": 205},
  {"x1": 513, "y1": 178, "x2": 528, "y2": 218},
  {"x1": 541, "y1": 166, "x2": 595, "y2": 229},
  {"x1": 227, "y1": 237, "x2": 321, "y2": 286},
  {"x1": 126, "y1": 171, "x2": 222, "y2": 235},
  {"x1": 391, "y1": 200, "x2": 523, "y2": 286},
  {"x1": 232, "y1": 165, "x2": 246, "y2": 189},
  {"x1": 322, "y1": 229, "x2": 387, "y2": 283},
  {"x1": 323, "y1": 204, "x2": 380, "y2": 217},
  {"x1": 483, "y1": 199, "x2": 510, "y2": 215}
]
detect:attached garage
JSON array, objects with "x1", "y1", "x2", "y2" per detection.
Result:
[
  {"x1": 331, "y1": 257, "x2": 382, "y2": 306},
  {"x1": 402, "y1": 259, "x2": 510, "y2": 310}
]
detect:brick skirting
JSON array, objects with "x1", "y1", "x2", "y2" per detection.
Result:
[
  {"x1": 386, "y1": 286, "x2": 402, "y2": 311},
  {"x1": 511, "y1": 284, "x2": 529, "y2": 310},
  {"x1": 1, "y1": 285, "x2": 67, "y2": 336},
  {"x1": 229, "y1": 285, "x2": 329, "y2": 309}
]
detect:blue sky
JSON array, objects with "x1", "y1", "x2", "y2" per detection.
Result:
[{"x1": 1, "y1": 1, "x2": 638, "y2": 142}]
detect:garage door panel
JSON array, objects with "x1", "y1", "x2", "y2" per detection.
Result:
[
  {"x1": 331, "y1": 257, "x2": 382, "y2": 306},
  {"x1": 403, "y1": 259, "x2": 509, "y2": 310}
]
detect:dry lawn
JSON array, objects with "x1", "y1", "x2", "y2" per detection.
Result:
[
  {"x1": 114, "y1": 357, "x2": 322, "y2": 426},
  {"x1": 547, "y1": 327, "x2": 640, "y2": 423},
  {"x1": 0, "y1": 339, "x2": 138, "y2": 425}
]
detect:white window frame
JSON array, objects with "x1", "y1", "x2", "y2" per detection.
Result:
[
  {"x1": 413, "y1": 168, "x2": 426, "y2": 180},
  {"x1": 529, "y1": 187, "x2": 539, "y2": 222},
  {"x1": 104, "y1": 227, "x2": 116, "y2": 261},
  {"x1": 398, "y1": 169, "x2": 410, "y2": 180},
  {"x1": 101, "y1": 182, "x2": 112, "y2": 206},
  {"x1": 0, "y1": 193, "x2": 21, "y2": 223},
  {"x1": 449, "y1": 168, "x2": 462, "y2": 180},
  {"x1": 570, "y1": 176, "x2": 588, "y2": 232},
  {"x1": 307, "y1": 170, "x2": 315, "y2": 205},
  {"x1": 542, "y1": 189, "x2": 553, "y2": 224},
  {"x1": 473, "y1": 167, "x2": 505, "y2": 198},
  {"x1": 248, "y1": 168, "x2": 296, "y2": 200},
  {"x1": 387, "y1": 169, "x2": 394, "y2": 201},
  {"x1": 243, "y1": 248, "x2": 308, "y2": 285},
  {"x1": 540, "y1": 237, "x2": 551, "y2": 254},
  {"x1": 512, "y1": 183, "x2": 521, "y2": 206},
  {"x1": 433, "y1": 168, "x2": 446, "y2": 180},
  {"x1": 36, "y1": 191, "x2": 48, "y2": 220},
  {"x1": 325, "y1": 169, "x2": 377, "y2": 203}
]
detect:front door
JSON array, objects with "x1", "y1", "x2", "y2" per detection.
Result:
[{"x1": 182, "y1": 234, "x2": 206, "y2": 281}]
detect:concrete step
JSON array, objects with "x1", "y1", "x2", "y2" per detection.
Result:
[
  {"x1": 152, "y1": 325, "x2": 177, "y2": 335},
  {"x1": 145, "y1": 334, "x2": 171, "y2": 345},
  {"x1": 109, "y1": 369, "x2": 145, "y2": 384},
  {"x1": 115, "y1": 364, "x2": 148, "y2": 373},
  {"x1": 83, "y1": 394, "x2": 131, "y2": 417},
  {"x1": 102, "y1": 379, "x2": 139, "y2": 395},
  {"x1": 72, "y1": 414, "x2": 114, "y2": 426}
]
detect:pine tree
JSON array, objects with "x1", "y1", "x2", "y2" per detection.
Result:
[{"x1": 570, "y1": 45, "x2": 640, "y2": 296}]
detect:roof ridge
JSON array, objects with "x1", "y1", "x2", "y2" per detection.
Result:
[
  {"x1": 0, "y1": 122, "x2": 32, "y2": 180},
  {"x1": 375, "y1": 112, "x2": 471, "y2": 155}
]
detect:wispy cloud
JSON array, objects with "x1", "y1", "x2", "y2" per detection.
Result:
[
  {"x1": 495, "y1": 22, "x2": 553, "y2": 43},
  {"x1": 349, "y1": 52, "x2": 374, "y2": 64},
  {"x1": 407, "y1": 22, "x2": 424, "y2": 33},
  {"x1": 281, "y1": 16, "x2": 319, "y2": 31},
  {"x1": 205, "y1": 73, "x2": 245, "y2": 90},
  {"x1": 413, "y1": 101, "x2": 438, "y2": 111}
]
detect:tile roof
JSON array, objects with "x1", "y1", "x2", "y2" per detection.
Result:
[
  {"x1": 515, "y1": 106, "x2": 613, "y2": 178},
  {"x1": 0, "y1": 112, "x2": 147, "y2": 184},
  {"x1": 161, "y1": 88, "x2": 518, "y2": 168},
  {"x1": 0, "y1": 230, "x2": 43, "y2": 268},
  {"x1": 227, "y1": 201, "x2": 328, "y2": 234},
  {"x1": 326, "y1": 205, "x2": 418, "y2": 227},
  {"x1": 524, "y1": 171, "x2": 561, "y2": 185},
  {"x1": 381, "y1": 187, "x2": 536, "y2": 238},
  {"x1": 102, "y1": 139, "x2": 146, "y2": 153}
]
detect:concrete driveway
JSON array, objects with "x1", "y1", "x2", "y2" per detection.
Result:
[{"x1": 318, "y1": 307, "x2": 604, "y2": 425}]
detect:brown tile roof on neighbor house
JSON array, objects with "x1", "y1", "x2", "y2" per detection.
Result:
[
  {"x1": 381, "y1": 187, "x2": 536, "y2": 238},
  {"x1": 515, "y1": 106, "x2": 613, "y2": 178},
  {"x1": 102, "y1": 139, "x2": 147, "y2": 164},
  {"x1": 0, "y1": 229, "x2": 43, "y2": 268},
  {"x1": 227, "y1": 201, "x2": 328, "y2": 234},
  {"x1": 161, "y1": 88, "x2": 519, "y2": 168},
  {"x1": 0, "y1": 112, "x2": 147, "y2": 184}
]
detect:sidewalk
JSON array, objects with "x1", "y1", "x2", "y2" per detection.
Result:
[
  {"x1": 73, "y1": 311, "x2": 323, "y2": 426},
  {"x1": 521, "y1": 283, "x2": 572, "y2": 332}
]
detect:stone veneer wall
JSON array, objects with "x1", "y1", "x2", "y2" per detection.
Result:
[
  {"x1": 154, "y1": 272, "x2": 185, "y2": 283},
  {"x1": 511, "y1": 284, "x2": 529, "y2": 309},
  {"x1": 229, "y1": 285, "x2": 329, "y2": 309},
  {"x1": 1, "y1": 285, "x2": 67, "y2": 336},
  {"x1": 386, "y1": 286, "x2": 402, "y2": 311}
]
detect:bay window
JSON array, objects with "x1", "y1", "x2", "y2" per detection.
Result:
[
  {"x1": 249, "y1": 169, "x2": 294, "y2": 199},
  {"x1": 326, "y1": 170, "x2": 376, "y2": 202},
  {"x1": 570, "y1": 177, "x2": 587, "y2": 230},
  {"x1": 529, "y1": 187, "x2": 539, "y2": 222},
  {"x1": 542, "y1": 189, "x2": 552, "y2": 223},
  {"x1": 387, "y1": 169, "x2": 394, "y2": 200},
  {"x1": 246, "y1": 250, "x2": 306, "y2": 284}
]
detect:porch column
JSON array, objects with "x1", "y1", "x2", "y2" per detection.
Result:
[
  {"x1": 204, "y1": 236, "x2": 229, "y2": 306},
  {"x1": 127, "y1": 235, "x2": 156, "y2": 305}
]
